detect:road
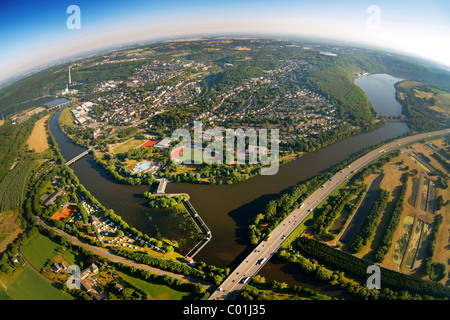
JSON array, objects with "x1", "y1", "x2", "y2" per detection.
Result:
[
  {"x1": 209, "y1": 128, "x2": 450, "y2": 300},
  {"x1": 35, "y1": 217, "x2": 212, "y2": 290}
]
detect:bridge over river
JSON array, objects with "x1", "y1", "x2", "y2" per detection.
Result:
[{"x1": 65, "y1": 147, "x2": 93, "y2": 166}]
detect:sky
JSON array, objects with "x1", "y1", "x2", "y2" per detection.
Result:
[{"x1": 0, "y1": 0, "x2": 449, "y2": 83}]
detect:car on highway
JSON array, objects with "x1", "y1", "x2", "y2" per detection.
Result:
[
  {"x1": 241, "y1": 277, "x2": 251, "y2": 284},
  {"x1": 257, "y1": 258, "x2": 266, "y2": 265}
]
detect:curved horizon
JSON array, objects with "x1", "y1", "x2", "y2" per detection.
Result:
[{"x1": 1, "y1": 0, "x2": 450, "y2": 84}]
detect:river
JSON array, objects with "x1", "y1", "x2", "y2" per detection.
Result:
[
  {"x1": 49, "y1": 73, "x2": 407, "y2": 297},
  {"x1": 354, "y1": 73, "x2": 403, "y2": 116}
]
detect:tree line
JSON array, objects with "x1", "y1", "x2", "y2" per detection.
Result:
[
  {"x1": 312, "y1": 184, "x2": 367, "y2": 239},
  {"x1": 112, "y1": 247, "x2": 228, "y2": 286},
  {"x1": 293, "y1": 236, "x2": 450, "y2": 299},
  {"x1": 423, "y1": 214, "x2": 443, "y2": 276},
  {"x1": 373, "y1": 173, "x2": 409, "y2": 262},
  {"x1": 349, "y1": 188, "x2": 390, "y2": 254},
  {"x1": 143, "y1": 193, "x2": 187, "y2": 209}
]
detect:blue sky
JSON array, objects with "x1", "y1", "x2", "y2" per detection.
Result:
[{"x1": 1, "y1": 0, "x2": 449, "y2": 82}]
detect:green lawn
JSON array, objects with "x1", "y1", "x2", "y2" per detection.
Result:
[
  {"x1": 0, "y1": 287, "x2": 10, "y2": 300},
  {"x1": 0, "y1": 160, "x2": 37, "y2": 212},
  {"x1": 119, "y1": 272, "x2": 194, "y2": 300},
  {"x1": 111, "y1": 138, "x2": 146, "y2": 154},
  {"x1": 21, "y1": 233, "x2": 61, "y2": 270},
  {"x1": 6, "y1": 266, "x2": 73, "y2": 300}
]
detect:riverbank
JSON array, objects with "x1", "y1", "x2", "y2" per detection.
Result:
[{"x1": 48, "y1": 74, "x2": 412, "y2": 297}]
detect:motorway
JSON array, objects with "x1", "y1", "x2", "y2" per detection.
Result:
[{"x1": 209, "y1": 128, "x2": 450, "y2": 300}]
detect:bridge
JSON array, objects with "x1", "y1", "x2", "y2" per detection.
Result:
[
  {"x1": 183, "y1": 199, "x2": 211, "y2": 259},
  {"x1": 65, "y1": 147, "x2": 93, "y2": 166},
  {"x1": 381, "y1": 115, "x2": 408, "y2": 122}
]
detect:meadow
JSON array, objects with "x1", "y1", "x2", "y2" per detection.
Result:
[
  {"x1": 0, "y1": 160, "x2": 37, "y2": 212},
  {"x1": 119, "y1": 271, "x2": 194, "y2": 300},
  {"x1": 5, "y1": 266, "x2": 73, "y2": 300}
]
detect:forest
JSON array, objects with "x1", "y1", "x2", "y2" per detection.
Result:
[
  {"x1": 395, "y1": 83, "x2": 449, "y2": 133},
  {"x1": 305, "y1": 63, "x2": 375, "y2": 126},
  {"x1": 293, "y1": 236, "x2": 450, "y2": 299},
  {"x1": 372, "y1": 173, "x2": 409, "y2": 263},
  {"x1": 348, "y1": 188, "x2": 390, "y2": 254}
]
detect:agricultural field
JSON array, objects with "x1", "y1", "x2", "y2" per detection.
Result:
[
  {"x1": 398, "y1": 81, "x2": 424, "y2": 90},
  {"x1": 119, "y1": 271, "x2": 195, "y2": 300},
  {"x1": 0, "y1": 160, "x2": 37, "y2": 212},
  {"x1": 385, "y1": 140, "x2": 449, "y2": 280},
  {"x1": 0, "y1": 233, "x2": 76, "y2": 300},
  {"x1": 21, "y1": 233, "x2": 65, "y2": 271},
  {"x1": 327, "y1": 137, "x2": 449, "y2": 283},
  {"x1": 17, "y1": 232, "x2": 193, "y2": 300},
  {"x1": 0, "y1": 287, "x2": 9, "y2": 300},
  {"x1": 0, "y1": 210, "x2": 23, "y2": 253},
  {"x1": 412, "y1": 85, "x2": 450, "y2": 115},
  {"x1": 5, "y1": 266, "x2": 73, "y2": 300},
  {"x1": 26, "y1": 114, "x2": 50, "y2": 153}
]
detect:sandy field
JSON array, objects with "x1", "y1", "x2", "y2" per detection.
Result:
[{"x1": 26, "y1": 114, "x2": 50, "y2": 153}]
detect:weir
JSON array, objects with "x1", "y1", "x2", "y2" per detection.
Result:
[{"x1": 183, "y1": 199, "x2": 211, "y2": 259}]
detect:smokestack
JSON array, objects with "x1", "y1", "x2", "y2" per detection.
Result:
[{"x1": 68, "y1": 66, "x2": 71, "y2": 85}]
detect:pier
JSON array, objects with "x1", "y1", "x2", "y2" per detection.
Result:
[{"x1": 156, "y1": 178, "x2": 168, "y2": 194}]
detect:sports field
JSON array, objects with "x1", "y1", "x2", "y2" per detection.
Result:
[
  {"x1": 51, "y1": 205, "x2": 76, "y2": 221},
  {"x1": 170, "y1": 146, "x2": 222, "y2": 164},
  {"x1": 111, "y1": 138, "x2": 146, "y2": 154},
  {"x1": 139, "y1": 140, "x2": 158, "y2": 148}
]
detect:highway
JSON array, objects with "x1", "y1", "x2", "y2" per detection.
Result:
[{"x1": 209, "y1": 128, "x2": 450, "y2": 300}]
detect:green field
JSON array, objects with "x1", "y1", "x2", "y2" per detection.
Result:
[
  {"x1": 111, "y1": 138, "x2": 146, "y2": 154},
  {"x1": 0, "y1": 287, "x2": 10, "y2": 300},
  {"x1": 5, "y1": 266, "x2": 73, "y2": 300},
  {"x1": 427, "y1": 87, "x2": 450, "y2": 95},
  {"x1": 119, "y1": 272, "x2": 194, "y2": 300},
  {"x1": 58, "y1": 105, "x2": 76, "y2": 128},
  {"x1": 21, "y1": 233, "x2": 62, "y2": 270},
  {"x1": 0, "y1": 160, "x2": 37, "y2": 212}
]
